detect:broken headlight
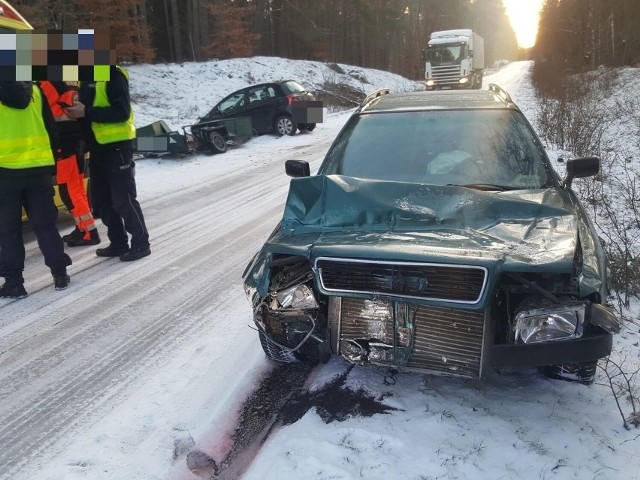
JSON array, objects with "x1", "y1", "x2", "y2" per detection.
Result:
[
  {"x1": 515, "y1": 304, "x2": 585, "y2": 344},
  {"x1": 275, "y1": 284, "x2": 318, "y2": 310}
]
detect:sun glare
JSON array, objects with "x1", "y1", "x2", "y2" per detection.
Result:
[{"x1": 502, "y1": 0, "x2": 544, "y2": 49}]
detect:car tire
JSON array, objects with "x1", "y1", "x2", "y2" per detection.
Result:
[
  {"x1": 296, "y1": 123, "x2": 316, "y2": 132},
  {"x1": 208, "y1": 131, "x2": 228, "y2": 154},
  {"x1": 258, "y1": 330, "x2": 299, "y2": 363},
  {"x1": 539, "y1": 360, "x2": 597, "y2": 385},
  {"x1": 274, "y1": 115, "x2": 297, "y2": 136}
]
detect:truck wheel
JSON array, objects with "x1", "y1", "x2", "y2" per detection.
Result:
[
  {"x1": 208, "y1": 131, "x2": 228, "y2": 154},
  {"x1": 305, "y1": 123, "x2": 316, "y2": 132},
  {"x1": 540, "y1": 361, "x2": 597, "y2": 385},
  {"x1": 274, "y1": 115, "x2": 297, "y2": 136}
]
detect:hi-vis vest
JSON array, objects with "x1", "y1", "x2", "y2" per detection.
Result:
[
  {"x1": 91, "y1": 66, "x2": 136, "y2": 145},
  {"x1": 0, "y1": 86, "x2": 54, "y2": 169}
]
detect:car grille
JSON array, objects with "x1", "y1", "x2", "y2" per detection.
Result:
[
  {"x1": 338, "y1": 297, "x2": 485, "y2": 378},
  {"x1": 431, "y1": 65, "x2": 463, "y2": 85},
  {"x1": 406, "y1": 304, "x2": 484, "y2": 377},
  {"x1": 316, "y1": 258, "x2": 486, "y2": 304}
]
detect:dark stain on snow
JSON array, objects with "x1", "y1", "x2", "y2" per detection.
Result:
[
  {"x1": 279, "y1": 364, "x2": 399, "y2": 425},
  {"x1": 203, "y1": 363, "x2": 398, "y2": 479},
  {"x1": 207, "y1": 362, "x2": 313, "y2": 479}
]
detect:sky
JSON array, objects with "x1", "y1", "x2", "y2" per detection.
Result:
[
  {"x1": 1, "y1": 57, "x2": 639, "y2": 480},
  {"x1": 502, "y1": 0, "x2": 545, "y2": 48}
]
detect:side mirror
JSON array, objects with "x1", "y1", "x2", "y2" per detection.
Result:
[
  {"x1": 563, "y1": 157, "x2": 599, "y2": 188},
  {"x1": 285, "y1": 159, "x2": 310, "y2": 178}
]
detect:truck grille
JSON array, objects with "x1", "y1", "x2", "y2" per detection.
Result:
[
  {"x1": 316, "y1": 258, "x2": 486, "y2": 304},
  {"x1": 431, "y1": 65, "x2": 462, "y2": 85},
  {"x1": 338, "y1": 297, "x2": 485, "y2": 378}
]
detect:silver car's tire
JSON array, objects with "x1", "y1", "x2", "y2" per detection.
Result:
[{"x1": 274, "y1": 115, "x2": 297, "y2": 136}]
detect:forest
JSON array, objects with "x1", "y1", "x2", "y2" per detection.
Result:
[
  {"x1": 532, "y1": 0, "x2": 640, "y2": 89},
  {"x1": 14, "y1": 0, "x2": 519, "y2": 80},
  {"x1": 11, "y1": 1, "x2": 639, "y2": 81}
]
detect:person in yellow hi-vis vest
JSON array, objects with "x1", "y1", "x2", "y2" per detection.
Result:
[
  {"x1": 65, "y1": 65, "x2": 151, "y2": 262},
  {"x1": 0, "y1": 81, "x2": 73, "y2": 298}
]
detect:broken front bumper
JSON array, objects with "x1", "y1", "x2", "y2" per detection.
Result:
[{"x1": 255, "y1": 294, "x2": 617, "y2": 379}]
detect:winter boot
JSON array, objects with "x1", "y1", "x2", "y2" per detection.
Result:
[
  {"x1": 96, "y1": 244, "x2": 129, "y2": 257},
  {"x1": 66, "y1": 229, "x2": 101, "y2": 247},
  {"x1": 119, "y1": 246, "x2": 151, "y2": 262},
  {"x1": 0, "y1": 283, "x2": 28, "y2": 299},
  {"x1": 62, "y1": 227, "x2": 83, "y2": 242},
  {"x1": 53, "y1": 274, "x2": 70, "y2": 291}
]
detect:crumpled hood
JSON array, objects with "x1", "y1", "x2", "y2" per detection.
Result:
[{"x1": 270, "y1": 175, "x2": 581, "y2": 269}]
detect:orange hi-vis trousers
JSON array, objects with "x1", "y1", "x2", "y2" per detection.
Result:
[{"x1": 56, "y1": 153, "x2": 97, "y2": 239}]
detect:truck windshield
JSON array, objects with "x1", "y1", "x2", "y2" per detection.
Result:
[
  {"x1": 319, "y1": 110, "x2": 553, "y2": 190},
  {"x1": 427, "y1": 44, "x2": 466, "y2": 64}
]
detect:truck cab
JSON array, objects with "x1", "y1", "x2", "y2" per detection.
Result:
[{"x1": 424, "y1": 29, "x2": 484, "y2": 90}]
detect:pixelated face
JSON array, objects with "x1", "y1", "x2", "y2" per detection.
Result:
[{"x1": 0, "y1": 29, "x2": 115, "y2": 82}]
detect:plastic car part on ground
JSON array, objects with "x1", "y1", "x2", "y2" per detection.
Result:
[{"x1": 133, "y1": 117, "x2": 252, "y2": 156}]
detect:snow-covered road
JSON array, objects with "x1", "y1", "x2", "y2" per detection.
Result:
[{"x1": 0, "y1": 115, "x2": 344, "y2": 478}]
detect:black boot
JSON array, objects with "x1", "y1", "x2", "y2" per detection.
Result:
[
  {"x1": 96, "y1": 244, "x2": 129, "y2": 257},
  {"x1": 53, "y1": 274, "x2": 70, "y2": 291},
  {"x1": 0, "y1": 283, "x2": 28, "y2": 299},
  {"x1": 62, "y1": 227, "x2": 83, "y2": 242},
  {"x1": 66, "y1": 229, "x2": 101, "y2": 247}
]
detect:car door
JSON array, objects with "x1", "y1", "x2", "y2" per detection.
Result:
[
  {"x1": 213, "y1": 88, "x2": 248, "y2": 122},
  {"x1": 242, "y1": 85, "x2": 278, "y2": 134}
]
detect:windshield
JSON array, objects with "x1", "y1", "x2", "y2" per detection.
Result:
[
  {"x1": 427, "y1": 44, "x2": 466, "y2": 63},
  {"x1": 319, "y1": 110, "x2": 553, "y2": 190}
]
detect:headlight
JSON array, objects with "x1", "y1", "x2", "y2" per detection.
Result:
[
  {"x1": 426, "y1": 80, "x2": 435, "y2": 87},
  {"x1": 459, "y1": 77, "x2": 469, "y2": 84},
  {"x1": 276, "y1": 284, "x2": 318, "y2": 310},
  {"x1": 515, "y1": 304, "x2": 585, "y2": 344}
]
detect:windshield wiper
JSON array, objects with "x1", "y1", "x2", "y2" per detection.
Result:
[{"x1": 447, "y1": 183, "x2": 512, "y2": 191}]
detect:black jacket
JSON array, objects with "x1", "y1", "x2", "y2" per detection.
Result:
[
  {"x1": 0, "y1": 81, "x2": 57, "y2": 177},
  {"x1": 77, "y1": 66, "x2": 134, "y2": 151}
]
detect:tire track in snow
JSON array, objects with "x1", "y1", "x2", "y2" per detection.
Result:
[{"x1": 0, "y1": 139, "x2": 329, "y2": 478}]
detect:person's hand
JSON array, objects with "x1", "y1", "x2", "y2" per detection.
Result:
[{"x1": 65, "y1": 99, "x2": 86, "y2": 119}]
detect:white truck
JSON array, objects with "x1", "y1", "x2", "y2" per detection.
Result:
[{"x1": 424, "y1": 29, "x2": 484, "y2": 90}]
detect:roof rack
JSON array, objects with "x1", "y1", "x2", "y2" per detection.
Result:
[
  {"x1": 488, "y1": 83, "x2": 513, "y2": 105},
  {"x1": 360, "y1": 88, "x2": 390, "y2": 107}
]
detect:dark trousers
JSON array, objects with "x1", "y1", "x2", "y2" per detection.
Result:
[
  {"x1": 0, "y1": 174, "x2": 72, "y2": 285},
  {"x1": 89, "y1": 148, "x2": 149, "y2": 250}
]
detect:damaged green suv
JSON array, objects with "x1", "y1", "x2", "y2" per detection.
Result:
[{"x1": 242, "y1": 84, "x2": 620, "y2": 384}]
